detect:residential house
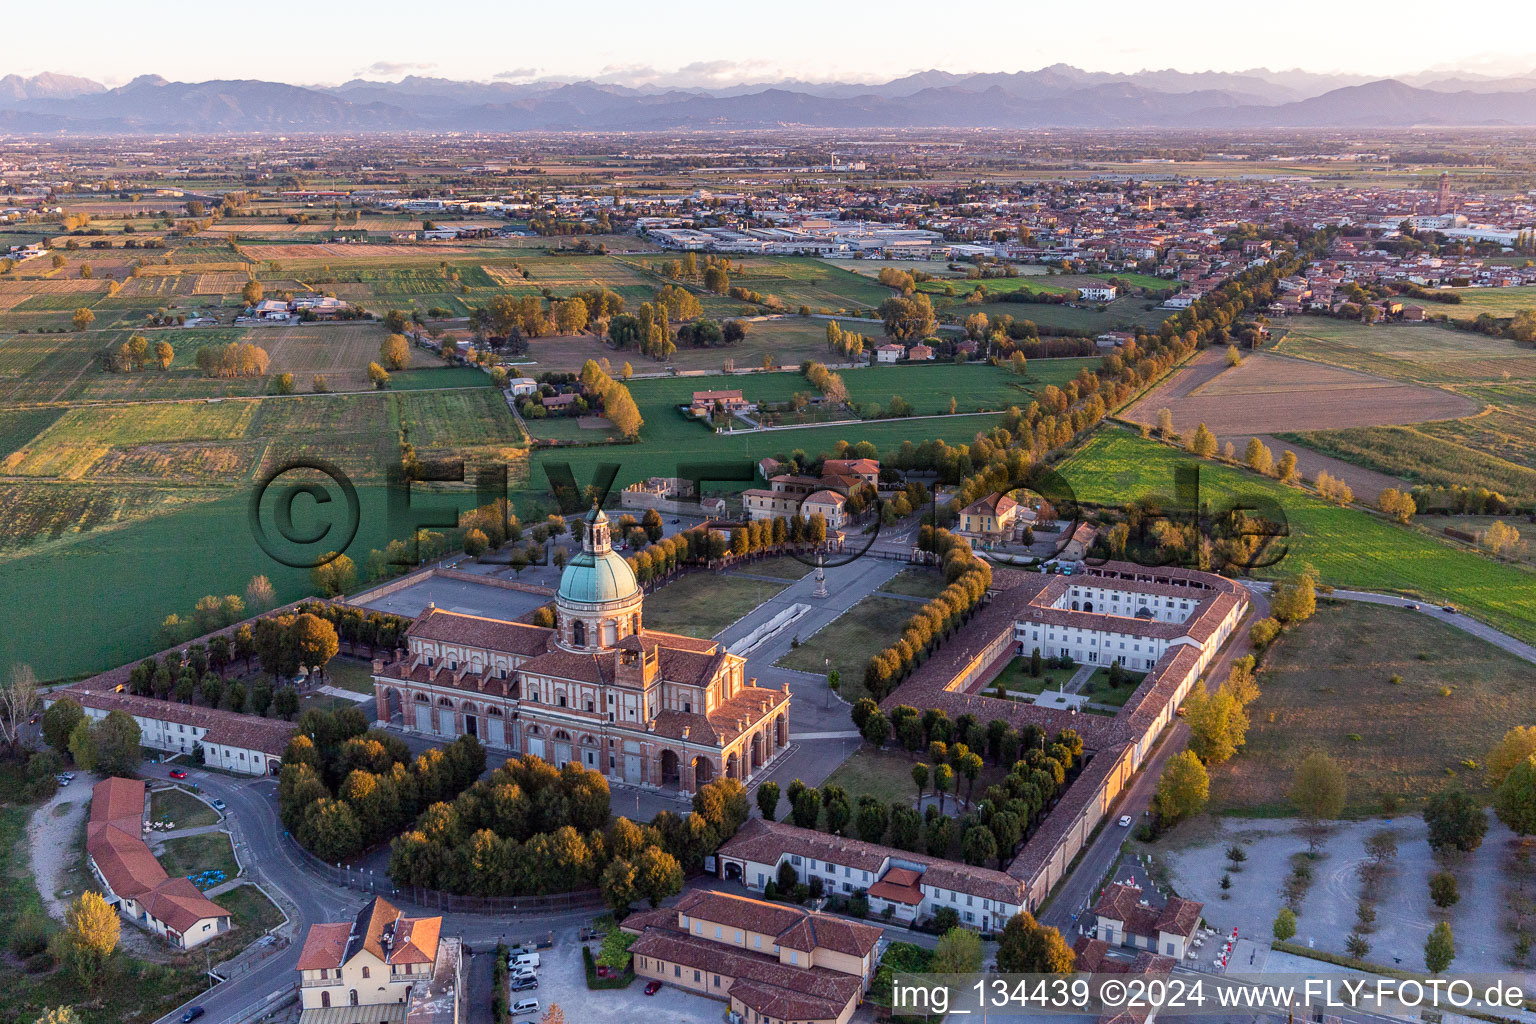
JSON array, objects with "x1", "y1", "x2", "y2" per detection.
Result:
[
  {"x1": 1090, "y1": 883, "x2": 1202, "y2": 959},
  {"x1": 1078, "y1": 285, "x2": 1118, "y2": 302},
  {"x1": 296, "y1": 896, "x2": 462, "y2": 1024},
  {"x1": 955, "y1": 492, "x2": 1021, "y2": 544}
]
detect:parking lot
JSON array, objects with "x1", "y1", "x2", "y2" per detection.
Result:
[{"x1": 500, "y1": 925, "x2": 730, "y2": 1024}]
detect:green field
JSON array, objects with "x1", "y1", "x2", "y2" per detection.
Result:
[
  {"x1": 776, "y1": 594, "x2": 918, "y2": 702},
  {"x1": 640, "y1": 571, "x2": 786, "y2": 639},
  {"x1": 879, "y1": 568, "x2": 947, "y2": 598},
  {"x1": 1443, "y1": 285, "x2": 1536, "y2": 320},
  {"x1": 1210, "y1": 600, "x2": 1536, "y2": 815},
  {"x1": 838, "y1": 359, "x2": 1097, "y2": 416},
  {"x1": 1057, "y1": 429, "x2": 1536, "y2": 645}
]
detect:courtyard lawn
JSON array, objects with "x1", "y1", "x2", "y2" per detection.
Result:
[
  {"x1": 641, "y1": 571, "x2": 786, "y2": 639},
  {"x1": 1057, "y1": 428, "x2": 1536, "y2": 646},
  {"x1": 879, "y1": 568, "x2": 948, "y2": 599},
  {"x1": 820, "y1": 745, "x2": 1007, "y2": 818},
  {"x1": 776, "y1": 595, "x2": 918, "y2": 702},
  {"x1": 989, "y1": 657, "x2": 1079, "y2": 695},
  {"x1": 153, "y1": 831, "x2": 240, "y2": 881},
  {"x1": 820, "y1": 746, "x2": 930, "y2": 809},
  {"x1": 1209, "y1": 600, "x2": 1536, "y2": 816},
  {"x1": 148, "y1": 788, "x2": 219, "y2": 829}
]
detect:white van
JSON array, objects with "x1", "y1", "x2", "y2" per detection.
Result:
[
  {"x1": 512, "y1": 998, "x2": 540, "y2": 1016},
  {"x1": 509, "y1": 952, "x2": 541, "y2": 970}
]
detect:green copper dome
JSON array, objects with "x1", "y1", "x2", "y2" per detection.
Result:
[
  {"x1": 556, "y1": 548, "x2": 638, "y2": 605},
  {"x1": 555, "y1": 505, "x2": 639, "y2": 606}
]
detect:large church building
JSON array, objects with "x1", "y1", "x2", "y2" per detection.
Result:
[{"x1": 372, "y1": 506, "x2": 790, "y2": 794}]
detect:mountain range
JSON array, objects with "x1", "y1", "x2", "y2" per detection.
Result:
[{"x1": 3, "y1": 66, "x2": 1536, "y2": 133}]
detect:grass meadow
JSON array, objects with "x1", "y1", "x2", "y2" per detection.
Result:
[
  {"x1": 1057, "y1": 428, "x2": 1536, "y2": 645},
  {"x1": 1210, "y1": 600, "x2": 1536, "y2": 815}
]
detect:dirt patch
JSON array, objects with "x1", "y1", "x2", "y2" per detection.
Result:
[
  {"x1": 577, "y1": 415, "x2": 615, "y2": 430},
  {"x1": 1122, "y1": 348, "x2": 1479, "y2": 437},
  {"x1": 28, "y1": 776, "x2": 96, "y2": 921}
]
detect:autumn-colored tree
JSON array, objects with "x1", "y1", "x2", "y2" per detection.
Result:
[
  {"x1": 72, "y1": 307, "x2": 95, "y2": 331},
  {"x1": 60, "y1": 892, "x2": 119, "y2": 986},
  {"x1": 380, "y1": 333, "x2": 411, "y2": 370}
]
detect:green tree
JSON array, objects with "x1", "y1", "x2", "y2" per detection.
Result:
[
  {"x1": 961, "y1": 825, "x2": 997, "y2": 866},
  {"x1": 1424, "y1": 920, "x2": 1455, "y2": 974},
  {"x1": 1423, "y1": 788, "x2": 1487, "y2": 854},
  {"x1": 1291, "y1": 752, "x2": 1347, "y2": 849},
  {"x1": 1188, "y1": 422, "x2": 1218, "y2": 458},
  {"x1": 790, "y1": 786, "x2": 821, "y2": 829},
  {"x1": 1273, "y1": 906, "x2": 1297, "y2": 941},
  {"x1": 1270, "y1": 569, "x2": 1317, "y2": 623},
  {"x1": 1494, "y1": 754, "x2": 1536, "y2": 837},
  {"x1": 599, "y1": 857, "x2": 637, "y2": 914},
  {"x1": 911, "y1": 762, "x2": 929, "y2": 801},
  {"x1": 930, "y1": 926, "x2": 984, "y2": 975},
  {"x1": 756, "y1": 781, "x2": 780, "y2": 822},
  {"x1": 42, "y1": 697, "x2": 84, "y2": 757},
  {"x1": 1152, "y1": 750, "x2": 1209, "y2": 826},
  {"x1": 1429, "y1": 871, "x2": 1459, "y2": 909},
  {"x1": 862, "y1": 710, "x2": 890, "y2": 749},
  {"x1": 633, "y1": 845, "x2": 683, "y2": 907},
  {"x1": 311, "y1": 553, "x2": 357, "y2": 597}
]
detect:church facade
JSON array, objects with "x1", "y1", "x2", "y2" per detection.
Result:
[{"x1": 371, "y1": 506, "x2": 791, "y2": 795}]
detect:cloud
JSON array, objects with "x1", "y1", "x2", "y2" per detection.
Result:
[
  {"x1": 356, "y1": 60, "x2": 436, "y2": 78},
  {"x1": 580, "y1": 60, "x2": 884, "y2": 89},
  {"x1": 493, "y1": 68, "x2": 539, "y2": 81}
]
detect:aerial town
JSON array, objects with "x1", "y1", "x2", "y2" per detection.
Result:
[{"x1": 4, "y1": 21, "x2": 1536, "y2": 1024}]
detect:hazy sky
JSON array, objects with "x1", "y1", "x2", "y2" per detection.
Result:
[{"x1": 10, "y1": 0, "x2": 1536, "y2": 87}]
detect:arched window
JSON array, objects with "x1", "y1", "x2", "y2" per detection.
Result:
[
  {"x1": 362, "y1": 966, "x2": 370, "y2": 979},
  {"x1": 321, "y1": 992, "x2": 330, "y2": 1008},
  {"x1": 573, "y1": 620, "x2": 586, "y2": 646},
  {"x1": 414, "y1": 693, "x2": 429, "y2": 703},
  {"x1": 349, "y1": 990, "x2": 358, "y2": 1006}
]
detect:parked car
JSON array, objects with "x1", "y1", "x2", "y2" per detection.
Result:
[
  {"x1": 169, "y1": 769, "x2": 188, "y2": 779},
  {"x1": 211, "y1": 799, "x2": 226, "y2": 812},
  {"x1": 1118, "y1": 815, "x2": 1133, "y2": 827},
  {"x1": 509, "y1": 952, "x2": 541, "y2": 970},
  {"x1": 1442, "y1": 605, "x2": 1457, "y2": 613},
  {"x1": 509, "y1": 977, "x2": 537, "y2": 992},
  {"x1": 1404, "y1": 602, "x2": 1418, "y2": 610},
  {"x1": 181, "y1": 1009, "x2": 205, "y2": 1023},
  {"x1": 644, "y1": 981, "x2": 662, "y2": 996},
  {"x1": 512, "y1": 999, "x2": 540, "y2": 1016}
]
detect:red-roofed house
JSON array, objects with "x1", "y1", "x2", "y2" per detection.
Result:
[
  {"x1": 296, "y1": 896, "x2": 462, "y2": 1023},
  {"x1": 620, "y1": 889, "x2": 879, "y2": 1024},
  {"x1": 86, "y1": 778, "x2": 231, "y2": 950},
  {"x1": 1091, "y1": 883, "x2": 1203, "y2": 959}
]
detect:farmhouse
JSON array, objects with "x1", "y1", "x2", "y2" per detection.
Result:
[
  {"x1": 49, "y1": 688, "x2": 294, "y2": 775},
  {"x1": 621, "y1": 889, "x2": 880, "y2": 1024},
  {"x1": 373, "y1": 506, "x2": 789, "y2": 795},
  {"x1": 906, "y1": 342, "x2": 935, "y2": 361},
  {"x1": 874, "y1": 343, "x2": 904, "y2": 364},
  {"x1": 296, "y1": 896, "x2": 462, "y2": 1023},
  {"x1": 86, "y1": 778, "x2": 232, "y2": 950},
  {"x1": 1078, "y1": 285, "x2": 1118, "y2": 302},
  {"x1": 508, "y1": 377, "x2": 539, "y2": 396},
  {"x1": 689, "y1": 388, "x2": 753, "y2": 416}
]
